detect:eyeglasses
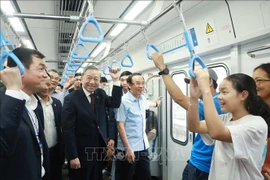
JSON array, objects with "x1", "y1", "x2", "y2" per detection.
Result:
[{"x1": 254, "y1": 79, "x2": 270, "y2": 84}]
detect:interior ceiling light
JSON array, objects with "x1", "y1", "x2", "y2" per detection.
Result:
[
  {"x1": 0, "y1": 1, "x2": 25, "y2": 32},
  {"x1": 22, "y1": 39, "x2": 35, "y2": 49},
  {"x1": 109, "y1": 0, "x2": 152, "y2": 37},
  {"x1": 0, "y1": 1, "x2": 15, "y2": 13},
  {"x1": 9, "y1": 18, "x2": 25, "y2": 32},
  {"x1": 90, "y1": 42, "x2": 107, "y2": 58}
]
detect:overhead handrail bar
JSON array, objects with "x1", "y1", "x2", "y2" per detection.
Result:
[
  {"x1": 174, "y1": 2, "x2": 207, "y2": 78},
  {"x1": 96, "y1": 0, "x2": 182, "y2": 66},
  {"x1": 4, "y1": 12, "x2": 149, "y2": 26},
  {"x1": 247, "y1": 44, "x2": 270, "y2": 58}
]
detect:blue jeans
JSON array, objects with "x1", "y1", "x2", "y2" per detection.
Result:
[{"x1": 182, "y1": 162, "x2": 209, "y2": 180}]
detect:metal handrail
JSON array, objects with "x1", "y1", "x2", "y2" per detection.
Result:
[{"x1": 247, "y1": 44, "x2": 270, "y2": 58}]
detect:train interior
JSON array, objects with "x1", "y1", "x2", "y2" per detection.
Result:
[{"x1": 1, "y1": 0, "x2": 269, "y2": 179}]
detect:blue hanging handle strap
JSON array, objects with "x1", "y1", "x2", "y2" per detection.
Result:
[
  {"x1": 184, "y1": 31, "x2": 207, "y2": 78},
  {"x1": 79, "y1": 16, "x2": 104, "y2": 43},
  {"x1": 67, "y1": 58, "x2": 83, "y2": 67},
  {"x1": 100, "y1": 68, "x2": 106, "y2": 77},
  {"x1": 174, "y1": 4, "x2": 207, "y2": 78},
  {"x1": 103, "y1": 66, "x2": 110, "y2": 76},
  {"x1": 0, "y1": 30, "x2": 15, "y2": 50},
  {"x1": 121, "y1": 54, "x2": 134, "y2": 68},
  {"x1": 66, "y1": 65, "x2": 78, "y2": 73},
  {"x1": 146, "y1": 43, "x2": 159, "y2": 60},
  {"x1": 143, "y1": 28, "x2": 187, "y2": 60},
  {"x1": 108, "y1": 60, "x2": 121, "y2": 71},
  {"x1": 0, "y1": 50, "x2": 24, "y2": 74},
  {"x1": 72, "y1": 40, "x2": 89, "y2": 59}
]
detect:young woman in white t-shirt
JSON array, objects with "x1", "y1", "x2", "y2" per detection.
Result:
[{"x1": 187, "y1": 69, "x2": 270, "y2": 180}]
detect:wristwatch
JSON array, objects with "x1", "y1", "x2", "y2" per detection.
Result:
[{"x1": 158, "y1": 68, "x2": 169, "y2": 75}]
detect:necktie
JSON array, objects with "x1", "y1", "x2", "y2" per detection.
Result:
[{"x1": 90, "y1": 93, "x2": 95, "y2": 113}]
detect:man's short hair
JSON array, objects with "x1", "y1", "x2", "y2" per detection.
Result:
[
  {"x1": 7, "y1": 47, "x2": 45, "y2": 69},
  {"x1": 74, "y1": 73, "x2": 82, "y2": 77},
  {"x1": 120, "y1": 71, "x2": 132, "y2": 79},
  {"x1": 48, "y1": 69, "x2": 58, "y2": 74},
  {"x1": 82, "y1": 65, "x2": 99, "y2": 76},
  {"x1": 100, "y1": 77, "x2": 108, "y2": 83},
  {"x1": 127, "y1": 73, "x2": 143, "y2": 84}
]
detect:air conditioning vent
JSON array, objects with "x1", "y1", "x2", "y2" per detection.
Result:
[
  {"x1": 59, "y1": 46, "x2": 70, "y2": 53},
  {"x1": 59, "y1": 33, "x2": 74, "y2": 44},
  {"x1": 60, "y1": 0, "x2": 84, "y2": 12}
]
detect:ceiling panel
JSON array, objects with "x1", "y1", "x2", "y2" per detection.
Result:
[
  {"x1": 30, "y1": 28, "x2": 56, "y2": 60},
  {"x1": 11, "y1": 0, "x2": 204, "y2": 74}
]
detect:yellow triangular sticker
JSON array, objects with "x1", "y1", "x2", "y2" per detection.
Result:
[{"x1": 206, "y1": 23, "x2": 214, "y2": 34}]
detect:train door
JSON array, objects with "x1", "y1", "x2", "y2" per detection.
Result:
[
  {"x1": 166, "y1": 70, "x2": 191, "y2": 180},
  {"x1": 166, "y1": 64, "x2": 229, "y2": 180},
  {"x1": 145, "y1": 75, "x2": 162, "y2": 179}
]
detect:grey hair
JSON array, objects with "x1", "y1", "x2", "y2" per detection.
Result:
[{"x1": 82, "y1": 65, "x2": 100, "y2": 76}]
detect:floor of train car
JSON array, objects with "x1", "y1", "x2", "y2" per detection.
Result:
[{"x1": 61, "y1": 168, "x2": 112, "y2": 180}]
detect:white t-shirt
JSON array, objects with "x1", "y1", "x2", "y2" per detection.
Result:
[{"x1": 201, "y1": 113, "x2": 267, "y2": 180}]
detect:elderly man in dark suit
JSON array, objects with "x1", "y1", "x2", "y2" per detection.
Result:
[
  {"x1": 62, "y1": 65, "x2": 122, "y2": 180},
  {"x1": 0, "y1": 47, "x2": 50, "y2": 179}
]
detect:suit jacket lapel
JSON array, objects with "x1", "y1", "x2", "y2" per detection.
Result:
[
  {"x1": 22, "y1": 108, "x2": 38, "y2": 141},
  {"x1": 79, "y1": 88, "x2": 97, "y2": 121},
  {"x1": 52, "y1": 100, "x2": 60, "y2": 128}
]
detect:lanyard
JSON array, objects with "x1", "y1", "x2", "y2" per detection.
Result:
[{"x1": 26, "y1": 107, "x2": 43, "y2": 154}]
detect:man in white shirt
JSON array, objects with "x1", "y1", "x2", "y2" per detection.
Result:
[
  {"x1": 36, "y1": 77, "x2": 64, "y2": 180},
  {"x1": 0, "y1": 47, "x2": 50, "y2": 179}
]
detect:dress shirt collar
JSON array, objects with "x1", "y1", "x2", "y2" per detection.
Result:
[
  {"x1": 127, "y1": 91, "x2": 142, "y2": 102},
  {"x1": 82, "y1": 87, "x2": 94, "y2": 97},
  {"x1": 37, "y1": 95, "x2": 53, "y2": 105},
  {"x1": 21, "y1": 91, "x2": 38, "y2": 110}
]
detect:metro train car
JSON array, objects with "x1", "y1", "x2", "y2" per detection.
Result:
[{"x1": 0, "y1": 0, "x2": 269, "y2": 180}]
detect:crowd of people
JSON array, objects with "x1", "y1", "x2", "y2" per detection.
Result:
[{"x1": 0, "y1": 47, "x2": 269, "y2": 180}]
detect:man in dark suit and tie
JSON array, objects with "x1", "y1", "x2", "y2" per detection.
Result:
[
  {"x1": 0, "y1": 47, "x2": 50, "y2": 179},
  {"x1": 62, "y1": 65, "x2": 122, "y2": 180}
]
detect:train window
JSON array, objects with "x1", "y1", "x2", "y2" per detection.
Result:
[
  {"x1": 170, "y1": 64, "x2": 229, "y2": 145},
  {"x1": 171, "y1": 72, "x2": 188, "y2": 144},
  {"x1": 208, "y1": 64, "x2": 229, "y2": 92}
]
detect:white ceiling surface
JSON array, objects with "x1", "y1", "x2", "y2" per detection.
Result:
[
  {"x1": 16, "y1": 0, "x2": 203, "y2": 68},
  {"x1": 16, "y1": 1, "x2": 57, "y2": 61}
]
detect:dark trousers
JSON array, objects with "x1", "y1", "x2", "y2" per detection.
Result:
[
  {"x1": 68, "y1": 147, "x2": 106, "y2": 180},
  {"x1": 49, "y1": 143, "x2": 63, "y2": 180},
  {"x1": 182, "y1": 161, "x2": 209, "y2": 180},
  {"x1": 115, "y1": 149, "x2": 151, "y2": 180}
]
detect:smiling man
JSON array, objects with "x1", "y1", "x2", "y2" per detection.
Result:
[
  {"x1": 115, "y1": 73, "x2": 151, "y2": 180},
  {"x1": 61, "y1": 65, "x2": 122, "y2": 180},
  {"x1": 0, "y1": 47, "x2": 50, "y2": 179}
]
